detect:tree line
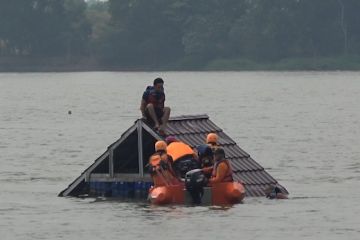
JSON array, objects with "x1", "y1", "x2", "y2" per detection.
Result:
[{"x1": 1, "y1": 0, "x2": 360, "y2": 70}]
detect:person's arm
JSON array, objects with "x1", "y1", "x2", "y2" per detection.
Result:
[
  {"x1": 140, "y1": 89, "x2": 149, "y2": 117},
  {"x1": 209, "y1": 162, "x2": 228, "y2": 184},
  {"x1": 202, "y1": 166, "x2": 213, "y2": 175},
  {"x1": 140, "y1": 99, "x2": 147, "y2": 117}
]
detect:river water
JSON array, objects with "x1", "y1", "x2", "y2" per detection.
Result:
[{"x1": 0, "y1": 71, "x2": 359, "y2": 240}]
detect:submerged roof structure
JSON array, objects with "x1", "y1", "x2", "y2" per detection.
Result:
[{"x1": 59, "y1": 114, "x2": 288, "y2": 197}]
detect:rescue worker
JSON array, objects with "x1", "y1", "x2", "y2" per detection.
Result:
[
  {"x1": 206, "y1": 133, "x2": 220, "y2": 152},
  {"x1": 197, "y1": 144, "x2": 214, "y2": 168},
  {"x1": 140, "y1": 78, "x2": 171, "y2": 135},
  {"x1": 164, "y1": 135, "x2": 177, "y2": 145},
  {"x1": 165, "y1": 136, "x2": 199, "y2": 178},
  {"x1": 209, "y1": 148, "x2": 233, "y2": 185},
  {"x1": 196, "y1": 144, "x2": 214, "y2": 178},
  {"x1": 148, "y1": 141, "x2": 178, "y2": 186}
]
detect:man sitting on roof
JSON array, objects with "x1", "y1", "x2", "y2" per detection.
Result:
[
  {"x1": 165, "y1": 136, "x2": 199, "y2": 178},
  {"x1": 140, "y1": 78, "x2": 171, "y2": 135},
  {"x1": 208, "y1": 148, "x2": 233, "y2": 185},
  {"x1": 148, "y1": 141, "x2": 179, "y2": 186}
]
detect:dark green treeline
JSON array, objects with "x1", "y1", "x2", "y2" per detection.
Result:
[{"x1": 1, "y1": 0, "x2": 360, "y2": 70}]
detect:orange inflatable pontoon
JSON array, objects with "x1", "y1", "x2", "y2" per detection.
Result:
[
  {"x1": 148, "y1": 168, "x2": 245, "y2": 205},
  {"x1": 148, "y1": 181, "x2": 245, "y2": 205}
]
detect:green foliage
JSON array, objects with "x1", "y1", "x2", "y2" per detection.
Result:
[
  {"x1": 204, "y1": 56, "x2": 360, "y2": 71},
  {"x1": 0, "y1": 0, "x2": 91, "y2": 57},
  {"x1": 205, "y1": 58, "x2": 261, "y2": 71},
  {"x1": 96, "y1": 0, "x2": 186, "y2": 66},
  {"x1": 273, "y1": 55, "x2": 360, "y2": 70},
  {"x1": 1, "y1": 0, "x2": 360, "y2": 69},
  {"x1": 98, "y1": 0, "x2": 360, "y2": 68}
]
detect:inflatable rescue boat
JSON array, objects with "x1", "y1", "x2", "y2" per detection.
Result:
[
  {"x1": 59, "y1": 115, "x2": 288, "y2": 200},
  {"x1": 148, "y1": 169, "x2": 245, "y2": 205}
]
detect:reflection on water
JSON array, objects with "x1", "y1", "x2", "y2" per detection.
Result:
[{"x1": 1, "y1": 72, "x2": 360, "y2": 240}]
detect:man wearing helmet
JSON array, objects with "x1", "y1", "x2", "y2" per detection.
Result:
[
  {"x1": 196, "y1": 144, "x2": 214, "y2": 168},
  {"x1": 148, "y1": 141, "x2": 178, "y2": 186},
  {"x1": 196, "y1": 144, "x2": 214, "y2": 178},
  {"x1": 165, "y1": 136, "x2": 199, "y2": 178},
  {"x1": 209, "y1": 148, "x2": 233, "y2": 185},
  {"x1": 206, "y1": 133, "x2": 220, "y2": 152},
  {"x1": 140, "y1": 78, "x2": 171, "y2": 134}
]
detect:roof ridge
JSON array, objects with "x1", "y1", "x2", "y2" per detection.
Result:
[{"x1": 169, "y1": 114, "x2": 209, "y2": 121}]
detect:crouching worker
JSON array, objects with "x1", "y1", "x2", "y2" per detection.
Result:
[
  {"x1": 209, "y1": 148, "x2": 233, "y2": 185},
  {"x1": 196, "y1": 144, "x2": 214, "y2": 178},
  {"x1": 206, "y1": 133, "x2": 220, "y2": 153},
  {"x1": 140, "y1": 78, "x2": 171, "y2": 135},
  {"x1": 148, "y1": 141, "x2": 179, "y2": 186},
  {"x1": 165, "y1": 136, "x2": 199, "y2": 178}
]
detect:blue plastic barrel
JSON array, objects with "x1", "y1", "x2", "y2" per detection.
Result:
[
  {"x1": 134, "y1": 181, "x2": 142, "y2": 198},
  {"x1": 127, "y1": 182, "x2": 135, "y2": 197},
  {"x1": 121, "y1": 181, "x2": 127, "y2": 197},
  {"x1": 111, "y1": 182, "x2": 118, "y2": 197}
]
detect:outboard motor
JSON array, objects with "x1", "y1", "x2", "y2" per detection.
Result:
[
  {"x1": 173, "y1": 158, "x2": 200, "y2": 179},
  {"x1": 185, "y1": 169, "x2": 206, "y2": 204}
]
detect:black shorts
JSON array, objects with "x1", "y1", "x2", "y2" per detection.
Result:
[{"x1": 145, "y1": 107, "x2": 164, "y2": 125}]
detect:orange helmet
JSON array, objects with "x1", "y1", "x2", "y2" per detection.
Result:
[
  {"x1": 155, "y1": 140, "x2": 167, "y2": 152},
  {"x1": 206, "y1": 133, "x2": 218, "y2": 144}
]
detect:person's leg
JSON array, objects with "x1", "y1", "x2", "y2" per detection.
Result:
[
  {"x1": 160, "y1": 106, "x2": 171, "y2": 130},
  {"x1": 146, "y1": 104, "x2": 160, "y2": 129}
]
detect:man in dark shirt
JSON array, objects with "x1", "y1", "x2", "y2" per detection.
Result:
[{"x1": 140, "y1": 78, "x2": 171, "y2": 133}]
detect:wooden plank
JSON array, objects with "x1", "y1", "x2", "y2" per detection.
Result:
[
  {"x1": 141, "y1": 122, "x2": 162, "y2": 141},
  {"x1": 109, "y1": 148, "x2": 114, "y2": 177},
  {"x1": 60, "y1": 151, "x2": 109, "y2": 197},
  {"x1": 89, "y1": 173, "x2": 152, "y2": 182},
  {"x1": 112, "y1": 124, "x2": 137, "y2": 149},
  {"x1": 137, "y1": 121, "x2": 144, "y2": 177},
  {"x1": 109, "y1": 124, "x2": 138, "y2": 178},
  {"x1": 59, "y1": 175, "x2": 86, "y2": 197},
  {"x1": 60, "y1": 124, "x2": 137, "y2": 196}
]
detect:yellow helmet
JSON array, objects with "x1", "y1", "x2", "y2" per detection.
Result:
[
  {"x1": 206, "y1": 133, "x2": 218, "y2": 144},
  {"x1": 155, "y1": 140, "x2": 167, "y2": 152}
]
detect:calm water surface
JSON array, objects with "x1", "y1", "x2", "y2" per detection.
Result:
[{"x1": 0, "y1": 72, "x2": 359, "y2": 240}]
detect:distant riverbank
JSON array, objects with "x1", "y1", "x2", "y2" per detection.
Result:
[
  {"x1": 205, "y1": 55, "x2": 360, "y2": 71},
  {"x1": 1, "y1": 55, "x2": 360, "y2": 72}
]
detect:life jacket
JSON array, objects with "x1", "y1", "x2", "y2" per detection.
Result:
[
  {"x1": 149, "y1": 152, "x2": 170, "y2": 173},
  {"x1": 197, "y1": 145, "x2": 213, "y2": 168},
  {"x1": 143, "y1": 86, "x2": 165, "y2": 109},
  {"x1": 148, "y1": 152, "x2": 177, "y2": 186},
  {"x1": 207, "y1": 143, "x2": 220, "y2": 153},
  {"x1": 167, "y1": 141, "x2": 195, "y2": 162},
  {"x1": 212, "y1": 159, "x2": 233, "y2": 182}
]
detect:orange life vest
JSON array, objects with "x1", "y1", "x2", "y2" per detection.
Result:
[
  {"x1": 207, "y1": 143, "x2": 220, "y2": 153},
  {"x1": 149, "y1": 152, "x2": 177, "y2": 186},
  {"x1": 149, "y1": 152, "x2": 171, "y2": 170},
  {"x1": 167, "y1": 141, "x2": 195, "y2": 162},
  {"x1": 211, "y1": 159, "x2": 233, "y2": 182},
  {"x1": 143, "y1": 86, "x2": 165, "y2": 110}
]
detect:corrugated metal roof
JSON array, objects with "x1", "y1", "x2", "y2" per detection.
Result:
[
  {"x1": 60, "y1": 114, "x2": 288, "y2": 198},
  {"x1": 165, "y1": 114, "x2": 288, "y2": 197}
]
